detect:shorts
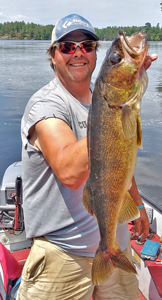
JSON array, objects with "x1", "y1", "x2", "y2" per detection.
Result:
[
  {"x1": 16, "y1": 237, "x2": 140, "y2": 300},
  {"x1": 16, "y1": 237, "x2": 93, "y2": 300}
]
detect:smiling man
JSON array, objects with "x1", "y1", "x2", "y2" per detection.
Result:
[{"x1": 16, "y1": 13, "x2": 157, "y2": 300}]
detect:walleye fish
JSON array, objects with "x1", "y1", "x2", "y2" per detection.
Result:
[{"x1": 83, "y1": 30, "x2": 148, "y2": 284}]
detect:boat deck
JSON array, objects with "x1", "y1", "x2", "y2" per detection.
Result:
[{"x1": 129, "y1": 223, "x2": 162, "y2": 299}]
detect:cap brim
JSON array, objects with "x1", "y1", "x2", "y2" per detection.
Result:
[{"x1": 55, "y1": 29, "x2": 99, "y2": 43}]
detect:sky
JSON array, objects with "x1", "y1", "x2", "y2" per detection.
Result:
[{"x1": 0, "y1": 0, "x2": 161, "y2": 28}]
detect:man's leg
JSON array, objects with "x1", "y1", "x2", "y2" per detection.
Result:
[
  {"x1": 93, "y1": 239, "x2": 140, "y2": 300},
  {"x1": 16, "y1": 237, "x2": 94, "y2": 300}
]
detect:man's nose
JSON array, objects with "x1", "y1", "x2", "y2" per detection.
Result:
[{"x1": 74, "y1": 46, "x2": 84, "y2": 56}]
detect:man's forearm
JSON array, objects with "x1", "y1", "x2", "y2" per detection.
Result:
[{"x1": 129, "y1": 176, "x2": 143, "y2": 206}]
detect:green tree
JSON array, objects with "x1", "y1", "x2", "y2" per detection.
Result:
[{"x1": 145, "y1": 22, "x2": 151, "y2": 29}]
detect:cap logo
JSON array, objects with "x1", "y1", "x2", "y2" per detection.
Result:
[
  {"x1": 62, "y1": 19, "x2": 90, "y2": 29},
  {"x1": 62, "y1": 21, "x2": 72, "y2": 28}
]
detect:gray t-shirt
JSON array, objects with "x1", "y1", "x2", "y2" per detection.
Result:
[{"x1": 21, "y1": 76, "x2": 129, "y2": 256}]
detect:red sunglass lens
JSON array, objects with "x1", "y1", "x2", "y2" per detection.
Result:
[
  {"x1": 59, "y1": 42, "x2": 76, "y2": 54},
  {"x1": 82, "y1": 42, "x2": 96, "y2": 52}
]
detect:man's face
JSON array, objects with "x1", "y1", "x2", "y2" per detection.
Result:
[{"x1": 51, "y1": 30, "x2": 97, "y2": 86}]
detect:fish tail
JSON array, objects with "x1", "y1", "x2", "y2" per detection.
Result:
[{"x1": 92, "y1": 246, "x2": 137, "y2": 285}]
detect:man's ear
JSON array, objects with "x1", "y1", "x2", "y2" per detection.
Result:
[{"x1": 51, "y1": 56, "x2": 56, "y2": 66}]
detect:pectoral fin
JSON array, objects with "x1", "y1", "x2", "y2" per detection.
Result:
[
  {"x1": 137, "y1": 116, "x2": 143, "y2": 149},
  {"x1": 118, "y1": 192, "x2": 139, "y2": 224},
  {"x1": 121, "y1": 106, "x2": 136, "y2": 139},
  {"x1": 82, "y1": 181, "x2": 95, "y2": 216}
]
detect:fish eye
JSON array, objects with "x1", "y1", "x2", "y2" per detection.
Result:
[{"x1": 110, "y1": 52, "x2": 122, "y2": 64}]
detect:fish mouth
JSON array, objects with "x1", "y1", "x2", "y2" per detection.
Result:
[
  {"x1": 117, "y1": 30, "x2": 148, "y2": 106},
  {"x1": 104, "y1": 30, "x2": 148, "y2": 109},
  {"x1": 118, "y1": 30, "x2": 148, "y2": 60}
]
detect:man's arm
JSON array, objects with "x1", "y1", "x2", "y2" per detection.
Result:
[
  {"x1": 129, "y1": 176, "x2": 150, "y2": 242},
  {"x1": 31, "y1": 117, "x2": 89, "y2": 190},
  {"x1": 129, "y1": 53, "x2": 158, "y2": 241}
]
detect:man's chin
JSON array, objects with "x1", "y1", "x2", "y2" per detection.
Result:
[{"x1": 69, "y1": 72, "x2": 91, "y2": 82}]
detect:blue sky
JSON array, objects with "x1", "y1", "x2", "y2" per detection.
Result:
[{"x1": 0, "y1": 0, "x2": 161, "y2": 28}]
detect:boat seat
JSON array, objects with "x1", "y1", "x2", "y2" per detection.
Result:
[
  {"x1": 0, "y1": 242, "x2": 19, "y2": 299},
  {"x1": 11, "y1": 248, "x2": 30, "y2": 278}
]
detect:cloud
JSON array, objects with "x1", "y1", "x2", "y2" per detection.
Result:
[{"x1": 0, "y1": 0, "x2": 161, "y2": 27}]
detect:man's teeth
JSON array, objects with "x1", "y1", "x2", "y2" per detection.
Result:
[{"x1": 71, "y1": 63, "x2": 85, "y2": 66}]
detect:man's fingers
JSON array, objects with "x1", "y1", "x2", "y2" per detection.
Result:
[
  {"x1": 144, "y1": 53, "x2": 158, "y2": 70},
  {"x1": 149, "y1": 53, "x2": 158, "y2": 61},
  {"x1": 134, "y1": 220, "x2": 141, "y2": 237},
  {"x1": 139, "y1": 230, "x2": 147, "y2": 243}
]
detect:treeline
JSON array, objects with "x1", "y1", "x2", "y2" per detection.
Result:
[
  {"x1": 95, "y1": 22, "x2": 162, "y2": 41},
  {"x1": 0, "y1": 21, "x2": 162, "y2": 41},
  {"x1": 0, "y1": 21, "x2": 53, "y2": 40}
]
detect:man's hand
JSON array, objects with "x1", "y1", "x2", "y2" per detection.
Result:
[
  {"x1": 144, "y1": 53, "x2": 158, "y2": 70},
  {"x1": 132, "y1": 207, "x2": 150, "y2": 243},
  {"x1": 129, "y1": 177, "x2": 150, "y2": 243}
]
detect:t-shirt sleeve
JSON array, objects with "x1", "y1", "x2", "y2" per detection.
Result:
[
  {"x1": 29, "y1": 98, "x2": 71, "y2": 127},
  {"x1": 21, "y1": 96, "x2": 71, "y2": 148}
]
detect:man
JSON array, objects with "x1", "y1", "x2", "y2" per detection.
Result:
[{"x1": 17, "y1": 14, "x2": 157, "y2": 300}]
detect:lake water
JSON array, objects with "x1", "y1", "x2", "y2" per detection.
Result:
[{"x1": 0, "y1": 40, "x2": 162, "y2": 206}]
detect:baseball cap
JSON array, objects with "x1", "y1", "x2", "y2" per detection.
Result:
[{"x1": 51, "y1": 14, "x2": 99, "y2": 44}]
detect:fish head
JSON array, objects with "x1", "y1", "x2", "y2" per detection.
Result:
[{"x1": 98, "y1": 30, "x2": 148, "y2": 108}]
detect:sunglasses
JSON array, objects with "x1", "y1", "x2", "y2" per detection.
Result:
[{"x1": 54, "y1": 40, "x2": 96, "y2": 54}]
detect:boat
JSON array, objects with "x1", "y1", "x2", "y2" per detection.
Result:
[{"x1": 0, "y1": 162, "x2": 162, "y2": 300}]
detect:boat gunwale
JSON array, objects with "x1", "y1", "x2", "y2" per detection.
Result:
[{"x1": 139, "y1": 190, "x2": 162, "y2": 213}]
